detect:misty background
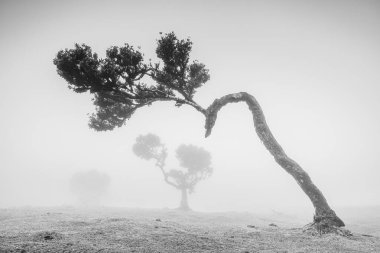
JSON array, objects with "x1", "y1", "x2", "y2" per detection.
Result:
[{"x1": 0, "y1": 0, "x2": 379, "y2": 218}]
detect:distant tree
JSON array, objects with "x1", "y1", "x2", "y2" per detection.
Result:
[
  {"x1": 133, "y1": 134, "x2": 212, "y2": 210},
  {"x1": 70, "y1": 170, "x2": 110, "y2": 206},
  {"x1": 54, "y1": 32, "x2": 344, "y2": 232}
]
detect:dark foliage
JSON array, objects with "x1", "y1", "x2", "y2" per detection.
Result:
[{"x1": 54, "y1": 32, "x2": 209, "y2": 131}]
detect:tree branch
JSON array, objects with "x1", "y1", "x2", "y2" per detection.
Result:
[{"x1": 155, "y1": 162, "x2": 181, "y2": 189}]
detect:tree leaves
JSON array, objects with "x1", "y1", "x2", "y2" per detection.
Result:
[
  {"x1": 186, "y1": 61, "x2": 210, "y2": 98},
  {"x1": 132, "y1": 134, "x2": 213, "y2": 192},
  {"x1": 176, "y1": 144, "x2": 212, "y2": 174},
  {"x1": 154, "y1": 32, "x2": 210, "y2": 99},
  {"x1": 132, "y1": 134, "x2": 167, "y2": 164},
  {"x1": 54, "y1": 44, "x2": 103, "y2": 93},
  {"x1": 156, "y1": 32, "x2": 192, "y2": 77},
  {"x1": 53, "y1": 32, "x2": 210, "y2": 131},
  {"x1": 88, "y1": 92, "x2": 138, "y2": 131}
]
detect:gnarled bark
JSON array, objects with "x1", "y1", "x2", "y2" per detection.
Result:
[{"x1": 203, "y1": 92, "x2": 344, "y2": 230}]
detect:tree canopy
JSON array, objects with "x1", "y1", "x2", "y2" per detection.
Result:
[
  {"x1": 54, "y1": 32, "x2": 209, "y2": 131},
  {"x1": 176, "y1": 144, "x2": 212, "y2": 175},
  {"x1": 132, "y1": 133, "x2": 167, "y2": 166},
  {"x1": 132, "y1": 134, "x2": 212, "y2": 193}
]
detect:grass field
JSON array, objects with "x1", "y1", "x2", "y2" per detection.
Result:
[{"x1": 0, "y1": 206, "x2": 379, "y2": 252}]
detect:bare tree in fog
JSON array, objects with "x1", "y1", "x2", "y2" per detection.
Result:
[
  {"x1": 70, "y1": 170, "x2": 110, "y2": 206},
  {"x1": 54, "y1": 32, "x2": 344, "y2": 232},
  {"x1": 133, "y1": 134, "x2": 212, "y2": 210}
]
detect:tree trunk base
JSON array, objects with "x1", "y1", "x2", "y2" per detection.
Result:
[
  {"x1": 314, "y1": 209, "x2": 344, "y2": 226},
  {"x1": 302, "y1": 210, "x2": 351, "y2": 236},
  {"x1": 303, "y1": 209, "x2": 347, "y2": 237},
  {"x1": 177, "y1": 205, "x2": 192, "y2": 211},
  {"x1": 303, "y1": 212, "x2": 351, "y2": 236},
  {"x1": 303, "y1": 222, "x2": 352, "y2": 236}
]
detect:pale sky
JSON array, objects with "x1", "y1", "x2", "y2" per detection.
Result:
[{"x1": 0, "y1": 0, "x2": 379, "y2": 216}]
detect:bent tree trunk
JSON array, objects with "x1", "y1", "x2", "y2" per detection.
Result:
[
  {"x1": 179, "y1": 188, "x2": 190, "y2": 211},
  {"x1": 204, "y1": 92, "x2": 344, "y2": 230}
]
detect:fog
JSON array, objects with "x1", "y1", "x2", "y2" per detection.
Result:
[{"x1": 1, "y1": 0, "x2": 379, "y2": 218}]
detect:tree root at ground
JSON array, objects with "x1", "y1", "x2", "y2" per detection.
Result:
[{"x1": 303, "y1": 222, "x2": 353, "y2": 237}]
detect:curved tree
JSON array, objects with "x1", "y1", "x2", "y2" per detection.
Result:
[
  {"x1": 54, "y1": 32, "x2": 344, "y2": 232},
  {"x1": 133, "y1": 133, "x2": 212, "y2": 210}
]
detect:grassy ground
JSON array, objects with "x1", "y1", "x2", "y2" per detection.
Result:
[{"x1": 0, "y1": 207, "x2": 379, "y2": 252}]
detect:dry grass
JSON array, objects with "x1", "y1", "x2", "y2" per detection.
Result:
[{"x1": 0, "y1": 207, "x2": 379, "y2": 252}]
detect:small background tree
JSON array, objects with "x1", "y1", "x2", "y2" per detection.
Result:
[
  {"x1": 70, "y1": 169, "x2": 111, "y2": 206},
  {"x1": 133, "y1": 133, "x2": 212, "y2": 210}
]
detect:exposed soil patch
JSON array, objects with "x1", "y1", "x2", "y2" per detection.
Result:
[{"x1": 32, "y1": 231, "x2": 64, "y2": 241}]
